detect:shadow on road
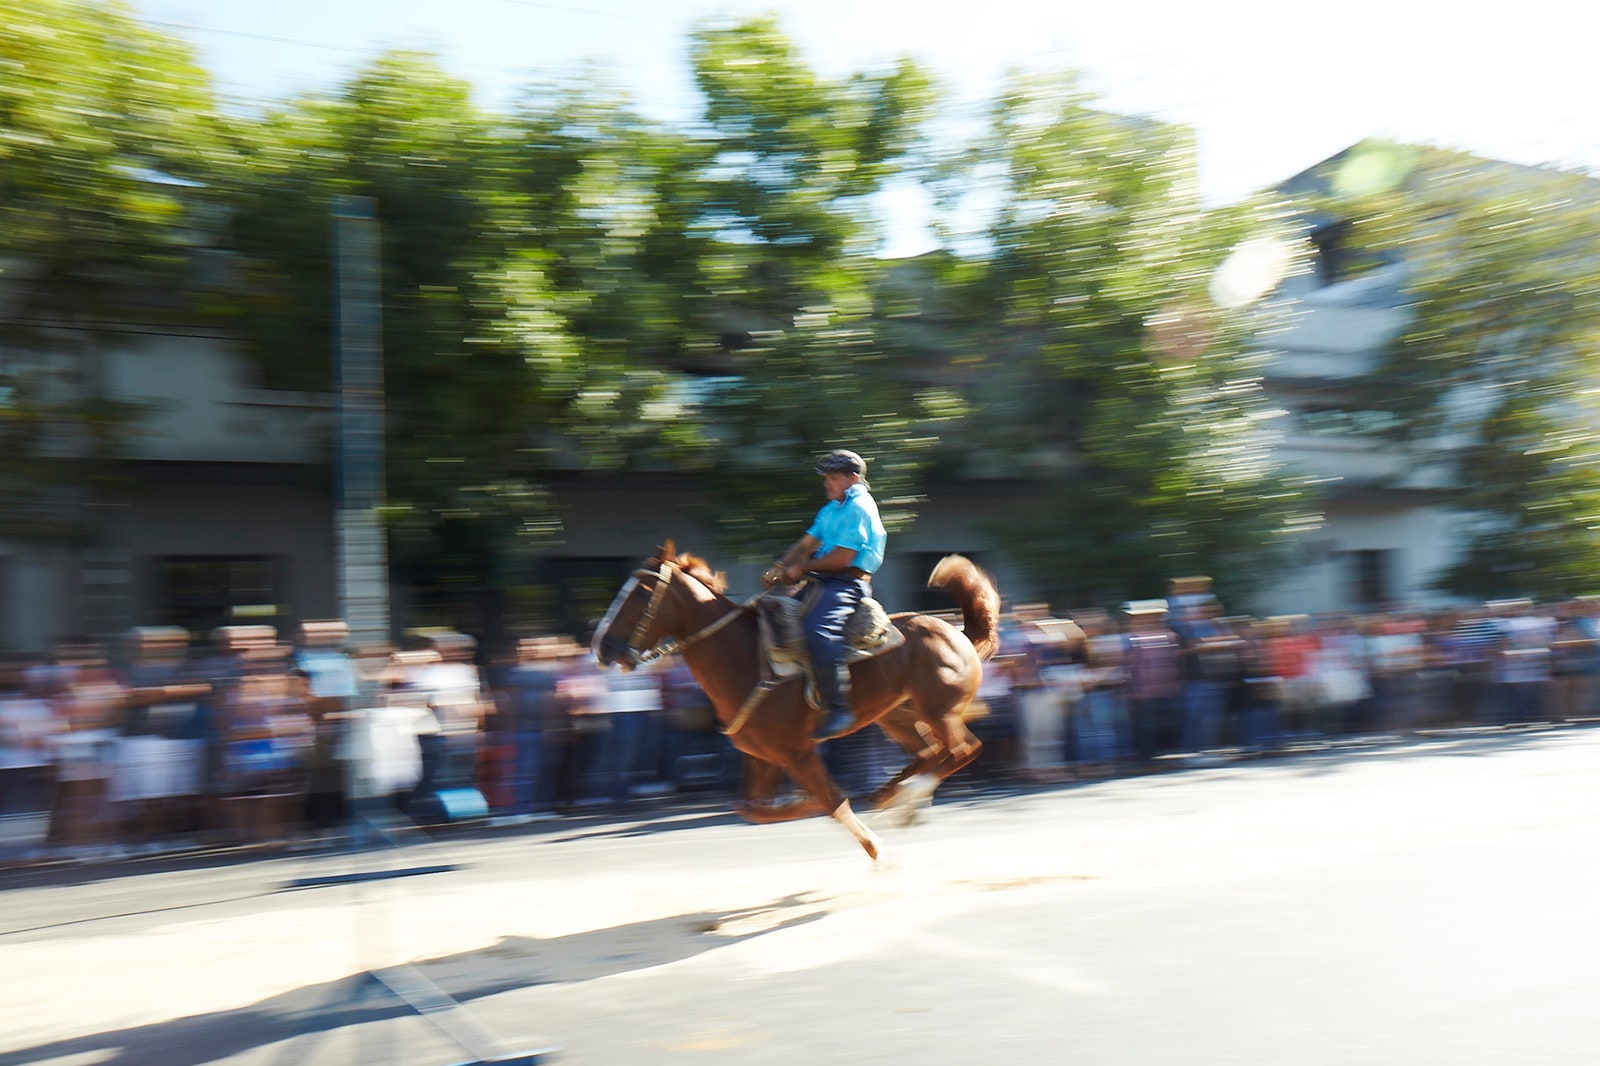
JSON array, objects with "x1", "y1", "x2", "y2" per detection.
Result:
[
  {"x1": 0, "y1": 893, "x2": 830, "y2": 1066},
  {"x1": 1276, "y1": 723, "x2": 1589, "y2": 777},
  {"x1": 936, "y1": 722, "x2": 1597, "y2": 802},
  {"x1": 542, "y1": 805, "x2": 747, "y2": 845}
]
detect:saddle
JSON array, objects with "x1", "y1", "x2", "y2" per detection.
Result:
[{"x1": 757, "y1": 585, "x2": 904, "y2": 704}]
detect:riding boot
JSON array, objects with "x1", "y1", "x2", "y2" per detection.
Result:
[{"x1": 813, "y1": 661, "x2": 855, "y2": 741}]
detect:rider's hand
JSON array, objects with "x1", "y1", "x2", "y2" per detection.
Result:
[{"x1": 762, "y1": 565, "x2": 784, "y2": 588}]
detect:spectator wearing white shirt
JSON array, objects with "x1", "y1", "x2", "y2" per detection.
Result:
[
  {"x1": 599, "y1": 657, "x2": 665, "y2": 803},
  {"x1": 42, "y1": 642, "x2": 125, "y2": 859},
  {"x1": 114, "y1": 628, "x2": 209, "y2": 852},
  {"x1": 1490, "y1": 600, "x2": 1556, "y2": 725},
  {"x1": 0, "y1": 657, "x2": 55, "y2": 859}
]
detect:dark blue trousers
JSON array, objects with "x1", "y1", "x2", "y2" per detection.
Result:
[{"x1": 804, "y1": 573, "x2": 868, "y2": 715}]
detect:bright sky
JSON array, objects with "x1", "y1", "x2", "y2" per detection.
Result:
[{"x1": 137, "y1": 0, "x2": 1597, "y2": 256}]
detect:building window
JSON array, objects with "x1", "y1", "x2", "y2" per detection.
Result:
[
  {"x1": 78, "y1": 549, "x2": 132, "y2": 638},
  {"x1": 1309, "y1": 221, "x2": 1390, "y2": 287},
  {"x1": 1349, "y1": 549, "x2": 1389, "y2": 610},
  {"x1": 152, "y1": 556, "x2": 279, "y2": 638}
]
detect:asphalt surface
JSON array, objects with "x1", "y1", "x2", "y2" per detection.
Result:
[{"x1": 4, "y1": 726, "x2": 1599, "y2": 1065}]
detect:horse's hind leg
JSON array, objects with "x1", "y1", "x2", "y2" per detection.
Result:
[
  {"x1": 784, "y1": 748, "x2": 883, "y2": 861},
  {"x1": 738, "y1": 753, "x2": 782, "y2": 809},
  {"x1": 865, "y1": 705, "x2": 944, "y2": 812},
  {"x1": 936, "y1": 708, "x2": 985, "y2": 779},
  {"x1": 876, "y1": 698, "x2": 986, "y2": 822}
]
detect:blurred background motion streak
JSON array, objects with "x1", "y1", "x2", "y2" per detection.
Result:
[{"x1": 2, "y1": 0, "x2": 1600, "y2": 861}]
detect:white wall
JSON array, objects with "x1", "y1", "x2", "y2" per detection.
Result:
[
  {"x1": 1261, "y1": 257, "x2": 1467, "y2": 615},
  {"x1": 1, "y1": 335, "x2": 342, "y2": 652},
  {"x1": 106, "y1": 337, "x2": 334, "y2": 464},
  {"x1": 1253, "y1": 499, "x2": 1461, "y2": 617}
]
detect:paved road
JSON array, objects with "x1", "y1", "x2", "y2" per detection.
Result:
[{"x1": 4, "y1": 727, "x2": 1599, "y2": 1065}]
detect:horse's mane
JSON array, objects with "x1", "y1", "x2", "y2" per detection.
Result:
[
  {"x1": 676, "y1": 553, "x2": 727, "y2": 593},
  {"x1": 660, "y1": 541, "x2": 727, "y2": 594}
]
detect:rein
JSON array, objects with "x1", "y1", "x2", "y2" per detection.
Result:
[
  {"x1": 625, "y1": 562, "x2": 675, "y2": 658},
  {"x1": 619, "y1": 563, "x2": 784, "y2": 738},
  {"x1": 623, "y1": 564, "x2": 766, "y2": 667}
]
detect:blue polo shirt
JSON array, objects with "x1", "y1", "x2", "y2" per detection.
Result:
[{"x1": 806, "y1": 483, "x2": 887, "y2": 574}]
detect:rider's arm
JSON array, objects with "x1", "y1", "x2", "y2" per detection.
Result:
[
  {"x1": 771, "y1": 534, "x2": 819, "y2": 576},
  {"x1": 772, "y1": 543, "x2": 859, "y2": 585},
  {"x1": 798, "y1": 546, "x2": 858, "y2": 577}
]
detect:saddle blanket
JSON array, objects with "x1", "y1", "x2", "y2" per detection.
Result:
[{"x1": 758, "y1": 590, "x2": 904, "y2": 676}]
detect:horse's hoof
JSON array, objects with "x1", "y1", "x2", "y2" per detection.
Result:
[{"x1": 888, "y1": 773, "x2": 937, "y2": 827}]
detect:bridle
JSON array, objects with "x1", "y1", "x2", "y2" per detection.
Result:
[{"x1": 609, "y1": 560, "x2": 760, "y2": 669}]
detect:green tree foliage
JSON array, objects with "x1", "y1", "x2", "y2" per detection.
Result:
[
  {"x1": 0, "y1": 0, "x2": 216, "y2": 543},
  {"x1": 212, "y1": 55, "x2": 575, "y2": 602},
  {"x1": 213, "y1": 19, "x2": 967, "y2": 585},
  {"x1": 1339, "y1": 148, "x2": 1600, "y2": 599},
  {"x1": 930, "y1": 74, "x2": 1309, "y2": 607},
  {"x1": 202, "y1": 19, "x2": 1312, "y2": 608},
  {"x1": 0, "y1": 0, "x2": 222, "y2": 322},
  {"x1": 500, "y1": 78, "x2": 717, "y2": 471},
  {"x1": 671, "y1": 18, "x2": 953, "y2": 552},
  {"x1": 6, "y1": 4, "x2": 1317, "y2": 619}
]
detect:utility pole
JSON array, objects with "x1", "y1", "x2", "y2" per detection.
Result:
[
  {"x1": 325, "y1": 200, "x2": 551, "y2": 1065},
  {"x1": 333, "y1": 195, "x2": 391, "y2": 648}
]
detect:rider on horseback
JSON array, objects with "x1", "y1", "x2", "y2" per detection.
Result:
[{"x1": 763, "y1": 449, "x2": 887, "y2": 742}]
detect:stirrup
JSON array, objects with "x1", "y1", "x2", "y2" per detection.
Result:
[{"x1": 813, "y1": 707, "x2": 854, "y2": 741}]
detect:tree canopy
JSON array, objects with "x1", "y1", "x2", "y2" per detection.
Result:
[
  {"x1": 0, "y1": 0, "x2": 220, "y2": 543},
  {"x1": 6, "y1": 4, "x2": 1328, "y2": 622},
  {"x1": 922, "y1": 75, "x2": 1309, "y2": 605},
  {"x1": 1335, "y1": 146, "x2": 1600, "y2": 599}
]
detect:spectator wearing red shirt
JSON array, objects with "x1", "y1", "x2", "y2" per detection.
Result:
[{"x1": 1263, "y1": 616, "x2": 1319, "y2": 737}]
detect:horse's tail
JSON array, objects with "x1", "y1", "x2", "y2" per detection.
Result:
[{"x1": 927, "y1": 555, "x2": 1001, "y2": 662}]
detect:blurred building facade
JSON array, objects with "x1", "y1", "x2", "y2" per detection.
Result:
[
  {"x1": 1249, "y1": 140, "x2": 1593, "y2": 616},
  {"x1": 1251, "y1": 144, "x2": 1445, "y2": 615},
  {"x1": 0, "y1": 330, "x2": 341, "y2": 651},
  {"x1": 0, "y1": 322, "x2": 1030, "y2": 651},
  {"x1": 1252, "y1": 243, "x2": 1453, "y2": 615},
  {"x1": 0, "y1": 317, "x2": 1031, "y2": 652},
  {"x1": 3, "y1": 140, "x2": 1589, "y2": 651}
]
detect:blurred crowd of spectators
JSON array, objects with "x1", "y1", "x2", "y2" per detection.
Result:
[
  {"x1": 0, "y1": 621, "x2": 750, "y2": 865},
  {"x1": 3, "y1": 584, "x2": 1597, "y2": 866},
  {"x1": 976, "y1": 579, "x2": 1600, "y2": 782}
]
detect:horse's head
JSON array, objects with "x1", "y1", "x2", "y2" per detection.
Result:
[{"x1": 591, "y1": 541, "x2": 728, "y2": 670}]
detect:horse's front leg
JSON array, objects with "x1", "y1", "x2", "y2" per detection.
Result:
[
  {"x1": 736, "y1": 796, "x2": 834, "y2": 823},
  {"x1": 784, "y1": 749, "x2": 883, "y2": 861}
]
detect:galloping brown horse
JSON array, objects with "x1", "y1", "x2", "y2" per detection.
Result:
[{"x1": 592, "y1": 542, "x2": 1000, "y2": 859}]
